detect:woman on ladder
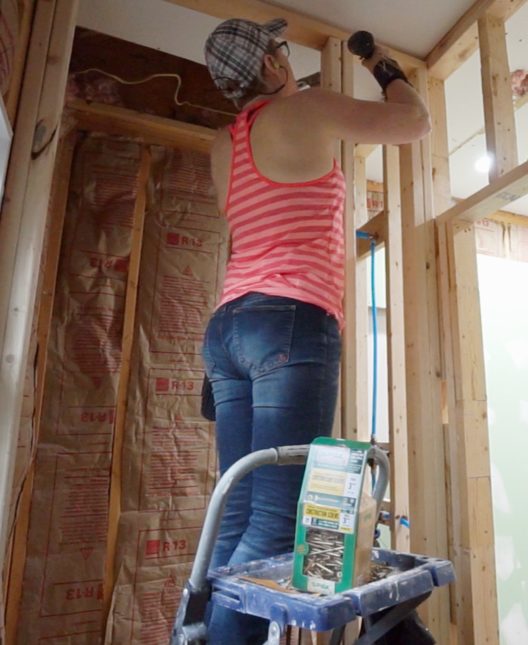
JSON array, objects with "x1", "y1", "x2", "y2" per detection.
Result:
[{"x1": 202, "y1": 17, "x2": 430, "y2": 644}]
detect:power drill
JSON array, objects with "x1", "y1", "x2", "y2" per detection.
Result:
[{"x1": 347, "y1": 30, "x2": 375, "y2": 59}]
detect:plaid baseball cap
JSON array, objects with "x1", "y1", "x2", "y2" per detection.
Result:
[{"x1": 205, "y1": 17, "x2": 288, "y2": 100}]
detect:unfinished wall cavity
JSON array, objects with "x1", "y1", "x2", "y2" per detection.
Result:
[{"x1": 14, "y1": 133, "x2": 225, "y2": 644}]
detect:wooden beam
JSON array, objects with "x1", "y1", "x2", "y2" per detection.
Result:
[
  {"x1": 356, "y1": 209, "x2": 385, "y2": 259},
  {"x1": 321, "y1": 37, "x2": 342, "y2": 163},
  {"x1": 427, "y1": 0, "x2": 493, "y2": 80},
  {"x1": 489, "y1": 209, "x2": 528, "y2": 227},
  {"x1": 487, "y1": 0, "x2": 528, "y2": 18},
  {"x1": 427, "y1": 0, "x2": 527, "y2": 79},
  {"x1": 66, "y1": 99, "x2": 216, "y2": 153},
  {"x1": 5, "y1": 0, "x2": 36, "y2": 125},
  {"x1": 351, "y1": 155, "x2": 370, "y2": 442},
  {"x1": 4, "y1": 132, "x2": 78, "y2": 645},
  {"x1": 339, "y1": 39, "x2": 371, "y2": 442},
  {"x1": 478, "y1": 13, "x2": 518, "y2": 179},
  {"x1": 399, "y1": 67, "x2": 450, "y2": 643},
  {"x1": 437, "y1": 219, "x2": 499, "y2": 644},
  {"x1": 321, "y1": 37, "x2": 343, "y2": 442},
  {"x1": 437, "y1": 159, "x2": 528, "y2": 224},
  {"x1": 383, "y1": 145, "x2": 410, "y2": 553},
  {"x1": 0, "y1": 0, "x2": 79, "y2": 577},
  {"x1": 102, "y1": 147, "x2": 151, "y2": 628},
  {"x1": 163, "y1": 0, "x2": 425, "y2": 72},
  {"x1": 427, "y1": 74, "x2": 461, "y2": 629},
  {"x1": 428, "y1": 77, "x2": 454, "y2": 213}
]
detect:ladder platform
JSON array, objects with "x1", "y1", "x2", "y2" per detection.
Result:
[{"x1": 208, "y1": 547, "x2": 454, "y2": 634}]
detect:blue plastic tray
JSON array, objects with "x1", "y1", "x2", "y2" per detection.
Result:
[{"x1": 208, "y1": 548, "x2": 454, "y2": 633}]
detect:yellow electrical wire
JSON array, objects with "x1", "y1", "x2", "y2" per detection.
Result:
[{"x1": 74, "y1": 68, "x2": 236, "y2": 117}]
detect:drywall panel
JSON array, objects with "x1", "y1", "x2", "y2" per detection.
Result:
[{"x1": 478, "y1": 254, "x2": 528, "y2": 645}]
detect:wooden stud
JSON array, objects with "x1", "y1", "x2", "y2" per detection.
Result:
[
  {"x1": 321, "y1": 37, "x2": 342, "y2": 163},
  {"x1": 383, "y1": 145, "x2": 410, "y2": 552},
  {"x1": 102, "y1": 147, "x2": 152, "y2": 627},
  {"x1": 320, "y1": 37, "x2": 343, "y2": 440},
  {"x1": 439, "y1": 219, "x2": 499, "y2": 644},
  {"x1": 0, "y1": 0, "x2": 79, "y2": 578},
  {"x1": 478, "y1": 13, "x2": 518, "y2": 179},
  {"x1": 339, "y1": 41, "x2": 371, "y2": 442},
  {"x1": 345, "y1": 43, "x2": 382, "y2": 444},
  {"x1": 4, "y1": 131, "x2": 78, "y2": 645},
  {"x1": 428, "y1": 77, "x2": 454, "y2": 214},
  {"x1": 426, "y1": 0, "x2": 494, "y2": 80},
  {"x1": 351, "y1": 154, "x2": 370, "y2": 442},
  {"x1": 399, "y1": 67, "x2": 450, "y2": 643},
  {"x1": 427, "y1": 0, "x2": 527, "y2": 79},
  {"x1": 5, "y1": 0, "x2": 36, "y2": 125},
  {"x1": 427, "y1": 74, "x2": 461, "y2": 628},
  {"x1": 67, "y1": 100, "x2": 216, "y2": 154}
]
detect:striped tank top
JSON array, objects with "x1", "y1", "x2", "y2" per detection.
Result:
[{"x1": 217, "y1": 99, "x2": 346, "y2": 329}]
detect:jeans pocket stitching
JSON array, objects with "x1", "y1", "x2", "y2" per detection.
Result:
[{"x1": 233, "y1": 305, "x2": 296, "y2": 374}]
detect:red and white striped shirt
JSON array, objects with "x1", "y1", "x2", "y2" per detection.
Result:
[{"x1": 217, "y1": 99, "x2": 346, "y2": 329}]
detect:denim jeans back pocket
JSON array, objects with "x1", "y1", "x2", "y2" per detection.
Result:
[{"x1": 233, "y1": 304, "x2": 296, "y2": 374}]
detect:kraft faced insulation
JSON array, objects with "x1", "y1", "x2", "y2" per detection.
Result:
[{"x1": 16, "y1": 134, "x2": 226, "y2": 644}]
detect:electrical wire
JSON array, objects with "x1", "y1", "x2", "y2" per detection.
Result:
[{"x1": 74, "y1": 68, "x2": 237, "y2": 117}]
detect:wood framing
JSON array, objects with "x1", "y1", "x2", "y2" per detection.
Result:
[
  {"x1": 2, "y1": 0, "x2": 524, "y2": 641},
  {"x1": 438, "y1": 159, "x2": 528, "y2": 224},
  {"x1": 427, "y1": 0, "x2": 527, "y2": 79},
  {"x1": 383, "y1": 145, "x2": 410, "y2": 552},
  {"x1": 356, "y1": 209, "x2": 385, "y2": 259},
  {"x1": 4, "y1": 131, "x2": 78, "y2": 645},
  {"x1": 102, "y1": 147, "x2": 152, "y2": 626},
  {"x1": 478, "y1": 13, "x2": 518, "y2": 179},
  {"x1": 163, "y1": 0, "x2": 425, "y2": 72},
  {"x1": 5, "y1": 0, "x2": 36, "y2": 125},
  {"x1": 67, "y1": 100, "x2": 216, "y2": 153},
  {"x1": 321, "y1": 37, "x2": 344, "y2": 440},
  {"x1": 399, "y1": 67, "x2": 451, "y2": 644},
  {"x1": 338, "y1": 39, "x2": 372, "y2": 442},
  {"x1": 0, "y1": 0, "x2": 79, "y2": 578},
  {"x1": 438, "y1": 219, "x2": 499, "y2": 643}
]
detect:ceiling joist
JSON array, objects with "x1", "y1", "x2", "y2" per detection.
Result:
[{"x1": 162, "y1": 0, "x2": 425, "y2": 72}]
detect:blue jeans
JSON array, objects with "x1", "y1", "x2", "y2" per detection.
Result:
[{"x1": 202, "y1": 292, "x2": 341, "y2": 644}]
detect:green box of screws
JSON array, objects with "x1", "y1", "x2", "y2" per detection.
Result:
[{"x1": 292, "y1": 437, "x2": 377, "y2": 594}]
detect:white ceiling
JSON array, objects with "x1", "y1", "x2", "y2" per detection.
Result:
[{"x1": 78, "y1": 0, "x2": 528, "y2": 215}]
